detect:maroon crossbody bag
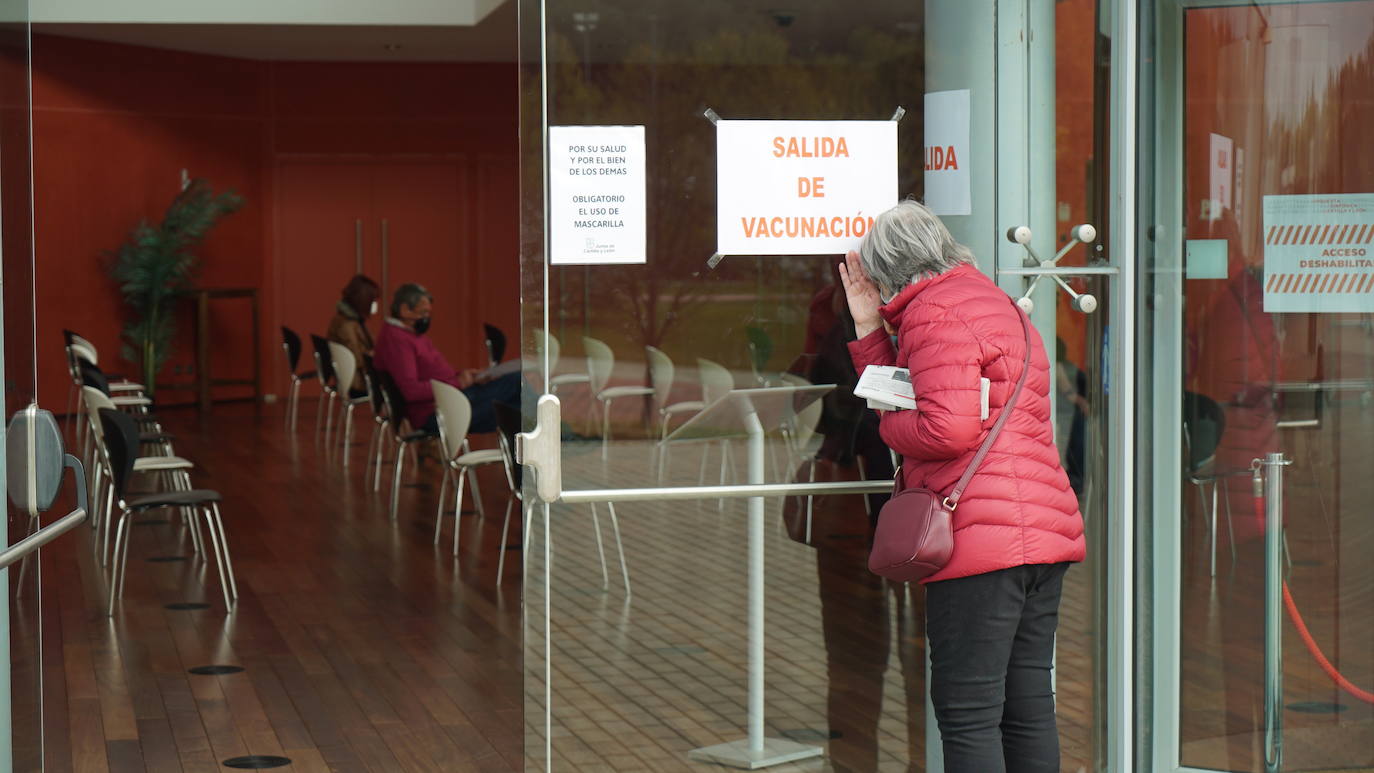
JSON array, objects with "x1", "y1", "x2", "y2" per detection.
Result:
[{"x1": 868, "y1": 301, "x2": 1033, "y2": 582}]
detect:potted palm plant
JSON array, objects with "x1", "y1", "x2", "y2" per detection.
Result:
[{"x1": 107, "y1": 179, "x2": 243, "y2": 396}]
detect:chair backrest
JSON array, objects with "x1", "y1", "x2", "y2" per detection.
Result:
[
  {"x1": 745, "y1": 326, "x2": 773, "y2": 384},
  {"x1": 328, "y1": 342, "x2": 357, "y2": 395},
  {"x1": 70, "y1": 341, "x2": 97, "y2": 369},
  {"x1": 1182, "y1": 391, "x2": 1225, "y2": 471},
  {"x1": 310, "y1": 334, "x2": 336, "y2": 386},
  {"x1": 537, "y1": 329, "x2": 561, "y2": 373},
  {"x1": 696, "y1": 358, "x2": 735, "y2": 405},
  {"x1": 492, "y1": 400, "x2": 522, "y2": 493},
  {"x1": 71, "y1": 334, "x2": 96, "y2": 362},
  {"x1": 583, "y1": 337, "x2": 614, "y2": 394},
  {"x1": 484, "y1": 323, "x2": 507, "y2": 367},
  {"x1": 778, "y1": 372, "x2": 823, "y2": 451},
  {"x1": 79, "y1": 360, "x2": 111, "y2": 396},
  {"x1": 374, "y1": 369, "x2": 409, "y2": 432},
  {"x1": 82, "y1": 386, "x2": 116, "y2": 439},
  {"x1": 645, "y1": 346, "x2": 675, "y2": 407},
  {"x1": 281, "y1": 326, "x2": 304, "y2": 373},
  {"x1": 362, "y1": 357, "x2": 386, "y2": 417},
  {"x1": 431, "y1": 380, "x2": 473, "y2": 461},
  {"x1": 97, "y1": 408, "x2": 139, "y2": 498}
]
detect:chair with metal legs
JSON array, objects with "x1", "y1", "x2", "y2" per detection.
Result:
[
  {"x1": 375, "y1": 370, "x2": 439, "y2": 522},
  {"x1": 1182, "y1": 391, "x2": 1247, "y2": 576},
  {"x1": 491, "y1": 401, "x2": 529, "y2": 586},
  {"x1": 361, "y1": 360, "x2": 392, "y2": 491},
  {"x1": 79, "y1": 365, "x2": 174, "y2": 461},
  {"x1": 98, "y1": 408, "x2": 237, "y2": 615},
  {"x1": 431, "y1": 381, "x2": 508, "y2": 557},
  {"x1": 583, "y1": 336, "x2": 654, "y2": 461},
  {"x1": 63, "y1": 332, "x2": 142, "y2": 442},
  {"x1": 327, "y1": 343, "x2": 371, "y2": 467},
  {"x1": 280, "y1": 327, "x2": 317, "y2": 432},
  {"x1": 484, "y1": 323, "x2": 507, "y2": 368},
  {"x1": 646, "y1": 346, "x2": 706, "y2": 481},
  {"x1": 82, "y1": 387, "x2": 202, "y2": 567},
  {"x1": 695, "y1": 358, "x2": 738, "y2": 502},
  {"x1": 310, "y1": 334, "x2": 340, "y2": 445}
]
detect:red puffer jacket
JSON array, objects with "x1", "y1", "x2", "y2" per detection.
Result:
[{"x1": 848, "y1": 263, "x2": 1085, "y2": 583}]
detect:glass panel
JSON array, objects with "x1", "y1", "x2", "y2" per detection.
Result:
[
  {"x1": 520, "y1": 1, "x2": 1116, "y2": 771},
  {"x1": 0, "y1": 0, "x2": 37, "y2": 769},
  {"x1": 1146, "y1": 1, "x2": 1374, "y2": 770}
]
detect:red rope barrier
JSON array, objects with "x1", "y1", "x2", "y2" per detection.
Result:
[{"x1": 1252, "y1": 493, "x2": 1374, "y2": 704}]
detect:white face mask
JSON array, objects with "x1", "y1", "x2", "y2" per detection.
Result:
[{"x1": 370, "y1": 301, "x2": 378, "y2": 316}]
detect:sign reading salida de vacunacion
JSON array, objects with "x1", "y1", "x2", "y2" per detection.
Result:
[
  {"x1": 1263, "y1": 193, "x2": 1374, "y2": 314},
  {"x1": 716, "y1": 120, "x2": 897, "y2": 256},
  {"x1": 549, "y1": 125, "x2": 646, "y2": 265}
]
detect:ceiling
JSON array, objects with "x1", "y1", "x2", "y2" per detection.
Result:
[
  {"x1": 30, "y1": 0, "x2": 923, "y2": 65},
  {"x1": 32, "y1": 0, "x2": 518, "y2": 62}
]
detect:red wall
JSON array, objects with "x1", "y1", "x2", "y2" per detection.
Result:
[{"x1": 31, "y1": 34, "x2": 518, "y2": 412}]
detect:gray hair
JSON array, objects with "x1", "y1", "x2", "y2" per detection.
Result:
[
  {"x1": 858, "y1": 199, "x2": 973, "y2": 298},
  {"x1": 390, "y1": 282, "x2": 432, "y2": 318}
]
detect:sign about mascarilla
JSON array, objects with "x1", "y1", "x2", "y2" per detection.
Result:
[
  {"x1": 549, "y1": 125, "x2": 646, "y2": 265},
  {"x1": 716, "y1": 120, "x2": 898, "y2": 256},
  {"x1": 1263, "y1": 193, "x2": 1374, "y2": 314}
]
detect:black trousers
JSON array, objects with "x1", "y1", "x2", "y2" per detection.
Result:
[{"x1": 926, "y1": 561, "x2": 1070, "y2": 773}]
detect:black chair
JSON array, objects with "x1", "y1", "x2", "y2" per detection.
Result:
[
  {"x1": 492, "y1": 400, "x2": 526, "y2": 585},
  {"x1": 362, "y1": 358, "x2": 392, "y2": 491},
  {"x1": 78, "y1": 359, "x2": 173, "y2": 461},
  {"x1": 98, "y1": 408, "x2": 237, "y2": 614},
  {"x1": 310, "y1": 334, "x2": 339, "y2": 444},
  {"x1": 374, "y1": 369, "x2": 439, "y2": 522},
  {"x1": 1182, "y1": 391, "x2": 1247, "y2": 576},
  {"x1": 483, "y1": 323, "x2": 507, "y2": 368},
  {"x1": 281, "y1": 327, "x2": 318, "y2": 432}
]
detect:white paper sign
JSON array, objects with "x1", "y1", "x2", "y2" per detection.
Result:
[
  {"x1": 1263, "y1": 193, "x2": 1374, "y2": 313},
  {"x1": 715, "y1": 120, "x2": 897, "y2": 256},
  {"x1": 1209, "y1": 133, "x2": 1233, "y2": 219},
  {"x1": 549, "y1": 125, "x2": 646, "y2": 265},
  {"x1": 924, "y1": 90, "x2": 971, "y2": 216}
]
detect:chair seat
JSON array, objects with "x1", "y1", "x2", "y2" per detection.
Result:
[
  {"x1": 599, "y1": 385, "x2": 655, "y2": 400},
  {"x1": 401, "y1": 429, "x2": 438, "y2": 443},
  {"x1": 140, "y1": 432, "x2": 175, "y2": 444},
  {"x1": 125, "y1": 489, "x2": 221, "y2": 510},
  {"x1": 133, "y1": 455, "x2": 194, "y2": 472},
  {"x1": 109, "y1": 382, "x2": 144, "y2": 393},
  {"x1": 551, "y1": 373, "x2": 591, "y2": 386},
  {"x1": 456, "y1": 448, "x2": 504, "y2": 467},
  {"x1": 112, "y1": 396, "x2": 152, "y2": 407},
  {"x1": 293, "y1": 370, "x2": 318, "y2": 381},
  {"x1": 662, "y1": 400, "x2": 705, "y2": 416}
]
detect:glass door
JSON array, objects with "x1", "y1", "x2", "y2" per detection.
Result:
[
  {"x1": 518, "y1": 0, "x2": 1128, "y2": 770},
  {"x1": 1143, "y1": 1, "x2": 1374, "y2": 771},
  {"x1": 0, "y1": 0, "x2": 40, "y2": 769}
]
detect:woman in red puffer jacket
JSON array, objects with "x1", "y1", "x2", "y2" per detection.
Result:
[{"x1": 839, "y1": 200, "x2": 1085, "y2": 773}]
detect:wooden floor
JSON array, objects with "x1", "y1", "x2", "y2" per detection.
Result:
[{"x1": 7, "y1": 398, "x2": 1372, "y2": 772}]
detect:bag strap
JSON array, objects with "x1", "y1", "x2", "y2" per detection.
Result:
[{"x1": 945, "y1": 299, "x2": 1034, "y2": 510}]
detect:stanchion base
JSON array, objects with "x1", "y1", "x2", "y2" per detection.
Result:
[{"x1": 687, "y1": 738, "x2": 824, "y2": 769}]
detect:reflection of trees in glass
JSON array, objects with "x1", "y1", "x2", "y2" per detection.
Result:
[
  {"x1": 1270, "y1": 31, "x2": 1374, "y2": 194},
  {"x1": 543, "y1": 10, "x2": 923, "y2": 361}
]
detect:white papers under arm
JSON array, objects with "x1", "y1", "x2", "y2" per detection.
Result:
[{"x1": 854, "y1": 365, "x2": 916, "y2": 411}]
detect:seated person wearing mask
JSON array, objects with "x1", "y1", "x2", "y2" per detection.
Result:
[
  {"x1": 373, "y1": 282, "x2": 522, "y2": 434},
  {"x1": 327, "y1": 274, "x2": 380, "y2": 398}
]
